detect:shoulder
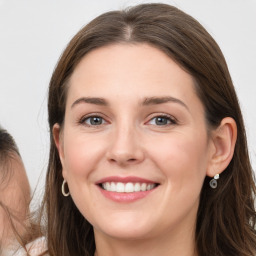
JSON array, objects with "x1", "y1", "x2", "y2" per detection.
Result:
[{"x1": 11, "y1": 236, "x2": 48, "y2": 256}]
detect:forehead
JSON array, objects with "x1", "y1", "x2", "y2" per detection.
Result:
[{"x1": 67, "y1": 43, "x2": 200, "y2": 109}]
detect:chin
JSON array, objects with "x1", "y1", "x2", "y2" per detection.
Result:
[
  {"x1": 102, "y1": 226, "x2": 153, "y2": 240},
  {"x1": 93, "y1": 214, "x2": 156, "y2": 240}
]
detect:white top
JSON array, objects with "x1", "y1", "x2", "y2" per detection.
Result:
[{"x1": 3, "y1": 237, "x2": 47, "y2": 256}]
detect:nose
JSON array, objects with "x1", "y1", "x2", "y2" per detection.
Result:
[{"x1": 106, "y1": 125, "x2": 145, "y2": 166}]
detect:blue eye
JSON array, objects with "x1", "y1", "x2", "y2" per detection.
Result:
[
  {"x1": 148, "y1": 116, "x2": 175, "y2": 126},
  {"x1": 83, "y1": 116, "x2": 106, "y2": 126}
]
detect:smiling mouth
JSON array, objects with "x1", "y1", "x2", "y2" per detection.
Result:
[{"x1": 100, "y1": 182, "x2": 159, "y2": 193}]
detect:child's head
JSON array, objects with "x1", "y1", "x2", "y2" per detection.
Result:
[{"x1": 0, "y1": 127, "x2": 30, "y2": 248}]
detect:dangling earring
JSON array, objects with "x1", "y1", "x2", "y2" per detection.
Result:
[
  {"x1": 62, "y1": 179, "x2": 70, "y2": 196},
  {"x1": 209, "y1": 174, "x2": 219, "y2": 189}
]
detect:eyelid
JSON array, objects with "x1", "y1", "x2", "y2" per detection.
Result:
[
  {"x1": 78, "y1": 113, "x2": 109, "y2": 126},
  {"x1": 145, "y1": 113, "x2": 178, "y2": 125},
  {"x1": 77, "y1": 112, "x2": 177, "y2": 127}
]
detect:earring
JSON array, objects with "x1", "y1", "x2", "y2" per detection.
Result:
[
  {"x1": 209, "y1": 174, "x2": 219, "y2": 189},
  {"x1": 62, "y1": 179, "x2": 70, "y2": 196}
]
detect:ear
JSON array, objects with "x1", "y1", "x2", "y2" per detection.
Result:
[
  {"x1": 52, "y1": 123, "x2": 65, "y2": 168},
  {"x1": 206, "y1": 117, "x2": 237, "y2": 177}
]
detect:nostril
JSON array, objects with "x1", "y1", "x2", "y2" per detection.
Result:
[
  {"x1": 107, "y1": 149, "x2": 145, "y2": 165},
  {"x1": 108, "y1": 157, "x2": 139, "y2": 165},
  {"x1": 128, "y1": 158, "x2": 136, "y2": 162}
]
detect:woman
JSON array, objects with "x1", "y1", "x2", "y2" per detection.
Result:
[{"x1": 36, "y1": 3, "x2": 256, "y2": 256}]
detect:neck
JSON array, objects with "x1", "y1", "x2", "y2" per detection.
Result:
[{"x1": 94, "y1": 224, "x2": 197, "y2": 256}]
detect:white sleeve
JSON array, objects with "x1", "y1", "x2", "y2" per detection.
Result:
[{"x1": 10, "y1": 237, "x2": 47, "y2": 256}]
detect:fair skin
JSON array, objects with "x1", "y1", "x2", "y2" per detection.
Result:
[
  {"x1": 54, "y1": 43, "x2": 237, "y2": 256},
  {"x1": 0, "y1": 153, "x2": 30, "y2": 248}
]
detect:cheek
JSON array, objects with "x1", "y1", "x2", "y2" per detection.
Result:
[
  {"x1": 148, "y1": 132, "x2": 209, "y2": 223},
  {"x1": 149, "y1": 132, "x2": 208, "y2": 184},
  {"x1": 62, "y1": 132, "x2": 105, "y2": 178}
]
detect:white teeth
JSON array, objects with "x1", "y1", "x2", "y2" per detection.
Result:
[
  {"x1": 141, "y1": 183, "x2": 147, "y2": 191},
  {"x1": 134, "y1": 183, "x2": 140, "y2": 192},
  {"x1": 116, "y1": 182, "x2": 125, "y2": 192},
  {"x1": 125, "y1": 182, "x2": 133, "y2": 192},
  {"x1": 147, "y1": 184, "x2": 152, "y2": 190},
  {"x1": 110, "y1": 182, "x2": 116, "y2": 192},
  {"x1": 101, "y1": 182, "x2": 157, "y2": 193},
  {"x1": 106, "y1": 182, "x2": 111, "y2": 191}
]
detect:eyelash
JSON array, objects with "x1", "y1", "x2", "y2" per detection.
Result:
[
  {"x1": 79, "y1": 114, "x2": 107, "y2": 127},
  {"x1": 147, "y1": 114, "x2": 177, "y2": 126},
  {"x1": 79, "y1": 113, "x2": 177, "y2": 127}
]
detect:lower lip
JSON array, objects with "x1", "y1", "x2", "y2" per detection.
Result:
[{"x1": 98, "y1": 187, "x2": 156, "y2": 203}]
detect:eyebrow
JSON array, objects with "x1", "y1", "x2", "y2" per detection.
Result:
[
  {"x1": 71, "y1": 97, "x2": 108, "y2": 108},
  {"x1": 142, "y1": 96, "x2": 189, "y2": 110},
  {"x1": 71, "y1": 96, "x2": 189, "y2": 111}
]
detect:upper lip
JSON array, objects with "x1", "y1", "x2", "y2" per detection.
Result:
[{"x1": 96, "y1": 176, "x2": 159, "y2": 185}]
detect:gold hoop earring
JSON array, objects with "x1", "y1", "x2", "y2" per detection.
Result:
[
  {"x1": 62, "y1": 179, "x2": 70, "y2": 196},
  {"x1": 209, "y1": 174, "x2": 219, "y2": 189}
]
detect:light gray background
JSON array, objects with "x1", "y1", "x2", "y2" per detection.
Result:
[{"x1": 0, "y1": 0, "x2": 255, "y2": 192}]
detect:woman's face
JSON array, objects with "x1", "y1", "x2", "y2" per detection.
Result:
[{"x1": 56, "y1": 43, "x2": 215, "y2": 241}]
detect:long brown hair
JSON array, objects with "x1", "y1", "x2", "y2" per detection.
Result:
[{"x1": 44, "y1": 3, "x2": 256, "y2": 255}]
